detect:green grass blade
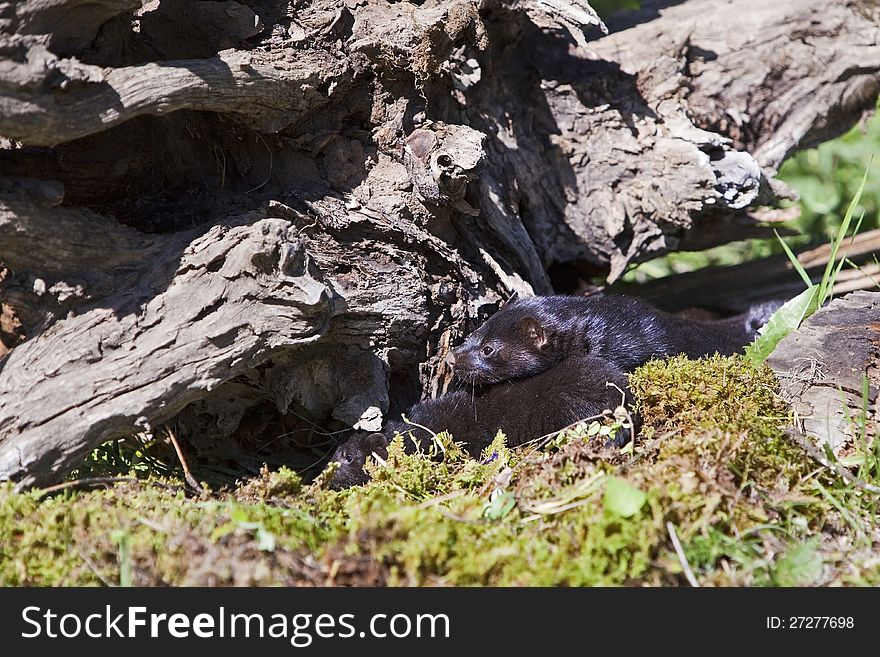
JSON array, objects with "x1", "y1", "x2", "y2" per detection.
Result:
[
  {"x1": 774, "y1": 229, "x2": 813, "y2": 288},
  {"x1": 819, "y1": 159, "x2": 871, "y2": 303},
  {"x1": 828, "y1": 211, "x2": 866, "y2": 301},
  {"x1": 845, "y1": 257, "x2": 880, "y2": 290}
]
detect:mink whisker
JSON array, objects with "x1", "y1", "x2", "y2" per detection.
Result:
[{"x1": 471, "y1": 380, "x2": 477, "y2": 422}]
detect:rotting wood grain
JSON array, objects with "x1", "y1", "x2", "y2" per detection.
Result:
[{"x1": 768, "y1": 291, "x2": 880, "y2": 456}]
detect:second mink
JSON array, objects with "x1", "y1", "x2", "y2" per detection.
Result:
[{"x1": 327, "y1": 355, "x2": 634, "y2": 489}]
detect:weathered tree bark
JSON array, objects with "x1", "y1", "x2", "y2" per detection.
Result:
[
  {"x1": 0, "y1": 0, "x2": 878, "y2": 486},
  {"x1": 768, "y1": 290, "x2": 879, "y2": 456}
]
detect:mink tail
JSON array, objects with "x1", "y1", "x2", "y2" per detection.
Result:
[{"x1": 742, "y1": 299, "x2": 785, "y2": 334}]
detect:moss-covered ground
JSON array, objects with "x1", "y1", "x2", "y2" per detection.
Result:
[{"x1": 2, "y1": 355, "x2": 878, "y2": 586}]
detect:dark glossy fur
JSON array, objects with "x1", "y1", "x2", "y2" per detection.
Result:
[
  {"x1": 328, "y1": 356, "x2": 633, "y2": 488},
  {"x1": 450, "y1": 294, "x2": 780, "y2": 384}
]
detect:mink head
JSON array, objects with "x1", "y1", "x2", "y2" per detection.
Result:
[
  {"x1": 448, "y1": 302, "x2": 563, "y2": 384},
  {"x1": 327, "y1": 432, "x2": 390, "y2": 489}
]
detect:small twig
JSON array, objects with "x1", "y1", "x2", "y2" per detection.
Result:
[
  {"x1": 35, "y1": 477, "x2": 181, "y2": 498},
  {"x1": 519, "y1": 472, "x2": 605, "y2": 515},
  {"x1": 165, "y1": 428, "x2": 206, "y2": 494},
  {"x1": 213, "y1": 145, "x2": 227, "y2": 190},
  {"x1": 667, "y1": 521, "x2": 700, "y2": 588},
  {"x1": 524, "y1": 411, "x2": 608, "y2": 450},
  {"x1": 75, "y1": 545, "x2": 114, "y2": 587},
  {"x1": 417, "y1": 490, "x2": 468, "y2": 509},
  {"x1": 245, "y1": 132, "x2": 274, "y2": 194},
  {"x1": 509, "y1": 411, "x2": 613, "y2": 475},
  {"x1": 435, "y1": 508, "x2": 486, "y2": 524},
  {"x1": 136, "y1": 516, "x2": 170, "y2": 533},
  {"x1": 400, "y1": 415, "x2": 445, "y2": 454},
  {"x1": 785, "y1": 427, "x2": 880, "y2": 494},
  {"x1": 606, "y1": 380, "x2": 637, "y2": 446},
  {"x1": 424, "y1": 490, "x2": 487, "y2": 524}
]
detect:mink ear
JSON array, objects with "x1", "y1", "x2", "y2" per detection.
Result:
[
  {"x1": 366, "y1": 432, "x2": 389, "y2": 454},
  {"x1": 518, "y1": 316, "x2": 547, "y2": 348}
]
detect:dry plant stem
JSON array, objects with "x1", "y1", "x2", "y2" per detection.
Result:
[
  {"x1": 508, "y1": 412, "x2": 610, "y2": 476},
  {"x1": 35, "y1": 476, "x2": 183, "y2": 498},
  {"x1": 785, "y1": 428, "x2": 880, "y2": 495},
  {"x1": 165, "y1": 428, "x2": 205, "y2": 494},
  {"x1": 667, "y1": 521, "x2": 700, "y2": 588},
  {"x1": 75, "y1": 544, "x2": 114, "y2": 587}
]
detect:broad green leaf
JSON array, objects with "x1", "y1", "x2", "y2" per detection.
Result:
[
  {"x1": 744, "y1": 285, "x2": 820, "y2": 363},
  {"x1": 603, "y1": 477, "x2": 646, "y2": 518}
]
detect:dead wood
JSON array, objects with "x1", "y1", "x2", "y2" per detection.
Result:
[{"x1": 767, "y1": 290, "x2": 879, "y2": 456}]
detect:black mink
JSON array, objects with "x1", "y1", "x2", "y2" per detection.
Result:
[{"x1": 448, "y1": 294, "x2": 779, "y2": 385}]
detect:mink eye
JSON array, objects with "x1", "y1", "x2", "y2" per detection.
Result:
[{"x1": 481, "y1": 345, "x2": 495, "y2": 356}]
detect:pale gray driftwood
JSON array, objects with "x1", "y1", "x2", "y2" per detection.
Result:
[
  {"x1": 0, "y1": 190, "x2": 487, "y2": 487},
  {"x1": 767, "y1": 291, "x2": 879, "y2": 455}
]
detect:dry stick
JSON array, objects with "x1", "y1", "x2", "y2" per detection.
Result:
[
  {"x1": 75, "y1": 544, "x2": 114, "y2": 587},
  {"x1": 528, "y1": 381, "x2": 635, "y2": 453},
  {"x1": 667, "y1": 521, "x2": 700, "y2": 588},
  {"x1": 245, "y1": 132, "x2": 274, "y2": 194},
  {"x1": 36, "y1": 477, "x2": 182, "y2": 497},
  {"x1": 508, "y1": 412, "x2": 609, "y2": 476},
  {"x1": 519, "y1": 412, "x2": 608, "y2": 451},
  {"x1": 401, "y1": 414, "x2": 446, "y2": 454},
  {"x1": 785, "y1": 427, "x2": 880, "y2": 495},
  {"x1": 166, "y1": 428, "x2": 206, "y2": 494}
]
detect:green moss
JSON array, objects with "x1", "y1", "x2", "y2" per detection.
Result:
[
  {"x1": 344, "y1": 480, "x2": 661, "y2": 586},
  {"x1": 0, "y1": 478, "x2": 338, "y2": 586},
  {"x1": 235, "y1": 465, "x2": 303, "y2": 503},
  {"x1": 2, "y1": 355, "x2": 878, "y2": 586},
  {"x1": 629, "y1": 354, "x2": 786, "y2": 439}
]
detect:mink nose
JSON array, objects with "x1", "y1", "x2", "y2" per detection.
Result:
[{"x1": 445, "y1": 351, "x2": 456, "y2": 367}]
